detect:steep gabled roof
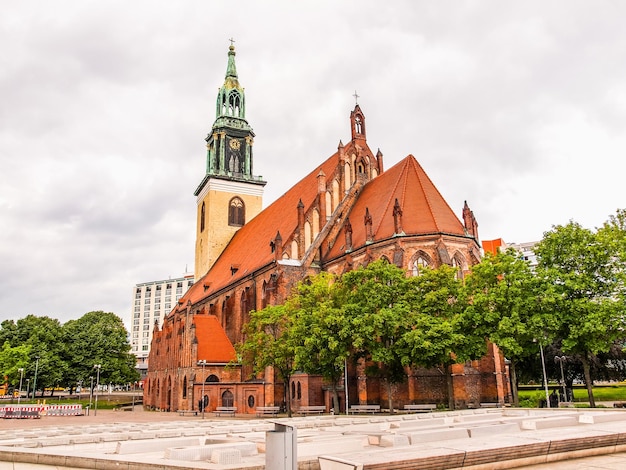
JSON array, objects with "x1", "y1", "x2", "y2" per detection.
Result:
[
  {"x1": 195, "y1": 315, "x2": 236, "y2": 363},
  {"x1": 183, "y1": 149, "x2": 342, "y2": 305},
  {"x1": 324, "y1": 155, "x2": 467, "y2": 259}
]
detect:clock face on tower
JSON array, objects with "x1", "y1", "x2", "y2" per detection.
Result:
[{"x1": 229, "y1": 138, "x2": 241, "y2": 151}]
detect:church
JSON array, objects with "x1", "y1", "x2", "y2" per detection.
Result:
[{"x1": 144, "y1": 45, "x2": 509, "y2": 414}]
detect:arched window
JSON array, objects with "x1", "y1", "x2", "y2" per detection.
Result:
[
  {"x1": 229, "y1": 197, "x2": 245, "y2": 226},
  {"x1": 206, "y1": 374, "x2": 219, "y2": 383},
  {"x1": 410, "y1": 253, "x2": 431, "y2": 276},
  {"x1": 452, "y1": 255, "x2": 465, "y2": 280},
  {"x1": 291, "y1": 382, "x2": 296, "y2": 399},
  {"x1": 221, "y1": 390, "x2": 234, "y2": 407},
  {"x1": 200, "y1": 202, "x2": 206, "y2": 232},
  {"x1": 297, "y1": 382, "x2": 302, "y2": 400},
  {"x1": 182, "y1": 376, "x2": 187, "y2": 399},
  {"x1": 354, "y1": 115, "x2": 363, "y2": 134}
]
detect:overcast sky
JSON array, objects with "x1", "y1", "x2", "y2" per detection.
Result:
[{"x1": 2, "y1": 1, "x2": 625, "y2": 328}]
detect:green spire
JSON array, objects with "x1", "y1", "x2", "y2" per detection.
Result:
[{"x1": 226, "y1": 45, "x2": 238, "y2": 80}]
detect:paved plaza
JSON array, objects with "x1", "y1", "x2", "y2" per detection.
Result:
[{"x1": 1, "y1": 406, "x2": 626, "y2": 469}]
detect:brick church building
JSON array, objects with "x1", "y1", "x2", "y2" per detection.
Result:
[{"x1": 144, "y1": 45, "x2": 509, "y2": 414}]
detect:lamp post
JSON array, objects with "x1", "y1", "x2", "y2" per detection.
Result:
[
  {"x1": 93, "y1": 365, "x2": 101, "y2": 416},
  {"x1": 554, "y1": 356, "x2": 568, "y2": 403},
  {"x1": 17, "y1": 368, "x2": 24, "y2": 405},
  {"x1": 25, "y1": 379, "x2": 30, "y2": 401},
  {"x1": 538, "y1": 341, "x2": 550, "y2": 408},
  {"x1": 89, "y1": 376, "x2": 94, "y2": 408},
  {"x1": 32, "y1": 356, "x2": 40, "y2": 400},
  {"x1": 197, "y1": 360, "x2": 207, "y2": 419}
]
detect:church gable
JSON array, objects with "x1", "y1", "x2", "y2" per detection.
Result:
[{"x1": 323, "y1": 155, "x2": 474, "y2": 261}]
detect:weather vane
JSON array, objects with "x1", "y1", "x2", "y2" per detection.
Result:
[
  {"x1": 353, "y1": 90, "x2": 360, "y2": 105},
  {"x1": 229, "y1": 37, "x2": 235, "y2": 47}
]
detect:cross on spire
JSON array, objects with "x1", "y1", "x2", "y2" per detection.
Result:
[
  {"x1": 353, "y1": 90, "x2": 360, "y2": 105},
  {"x1": 229, "y1": 37, "x2": 235, "y2": 47}
]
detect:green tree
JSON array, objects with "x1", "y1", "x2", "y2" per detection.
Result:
[
  {"x1": 237, "y1": 304, "x2": 298, "y2": 416},
  {"x1": 462, "y1": 249, "x2": 557, "y2": 406},
  {"x1": 0, "y1": 341, "x2": 31, "y2": 389},
  {"x1": 290, "y1": 272, "x2": 351, "y2": 413},
  {"x1": 62, "y1": 311, "x2": 139, "y2": 391},
  {"x1": 13, "y1": 315, "x2": 65, "y2": 397},
  {"x1": 342, "y1": 260, "x2": 413, "y2": 412},
  {"x1": 401, "y1": 265, "x2": 473, "y2": 410},
  {"x1": 535, "y1": 220, "x2": 625, "y2": 407}
]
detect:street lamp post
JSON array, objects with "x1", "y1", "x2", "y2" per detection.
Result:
[
  {"x1": 197, "y1": 360, "x2": 207, "y2": 419},
  {"x1": 89, "y1": 376, "x2": 94, "y2": 408},
  {"x1": 25, "y1": 379, "x2": 30, "y2": 401},
  {"x1": 554, "y1": 356, "x2": 568, "y2": 402},
  {"x1": 32, "y1": 356, "x2": 40, "y2": 400},
  {"x1": 538, "y1": 341, "x2": 550, "y2": 408},
  {"x1": 17, "y1": 368, "x2": 24, "y2": 405},
  {"x1": 94, "y1": 365, "x2": 101, "y2": 416}
]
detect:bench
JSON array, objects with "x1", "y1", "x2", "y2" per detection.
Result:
[
  {"x1": 297, "y1": 405, "x2": 326, "y2": 415},
  {"x1": 214, "y1": 407, "x2": 237, "y2": 417},
  {"x1": 349, "y1": 404, "x2": 381, "y2": 414},
  {"x1": 614, "y1": 402, "x2": 626, "y2": 408},
  {"x1": 255, "y1": 406, "x2": 280, "y2": 417},
  {"x1": 404, "y1": 404, "x2": 436, "y2": 413},
  {"x1": 177, "y1": 409, "x2": 198, "y2": 416}
]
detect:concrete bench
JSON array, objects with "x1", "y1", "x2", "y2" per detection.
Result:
[
  {"x1": 298, "y1": 405, "x2": 326, "y2": 415},
  {"x1": 214, "y1": 407, "x2": 237, "y2": 417},
  {"x1": 349, "y1": 404, "x2": 381, "y2": 414},
  {"x1": 255, "y1": 406, "x2": 280, "y2": 417},
  {"x1": 404, "y1": 404, "x2": 436, "y2": 412},
  {"x1": 479, "y1": 402, "x2": 501, "y2": 408},
  {"x1": 177, "y1": 409, "x2": 198, "y2": 416}
]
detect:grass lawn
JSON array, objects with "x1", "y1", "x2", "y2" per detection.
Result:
[{"x1": 518, "y1": 384, "x2": 626, "y2": 407}]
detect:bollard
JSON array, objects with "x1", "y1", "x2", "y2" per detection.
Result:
[{"x1": 266, "y1": 423, "x2": 297, "y2": 470}]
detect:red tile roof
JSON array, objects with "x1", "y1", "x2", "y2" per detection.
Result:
[
  {"x1": 195, "y1": 315, "x2": 237, "y2": 363},
  {"x1": 325, "y1": 155, "x2": 467, "y2": 259}
]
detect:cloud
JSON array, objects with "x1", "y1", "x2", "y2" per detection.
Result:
[{"x1": 1, "y1": 1, "x2": 626, "y2": 327}]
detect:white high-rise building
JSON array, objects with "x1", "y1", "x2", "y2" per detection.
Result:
[{"x1": 130, "y1": 273, "x2": 194, "y2": 377}]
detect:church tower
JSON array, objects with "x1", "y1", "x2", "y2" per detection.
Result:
[{"x1": 194, "y1": 44, "x2": 266, "y2": 280}]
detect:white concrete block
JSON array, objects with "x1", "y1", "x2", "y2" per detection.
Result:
[
  {"x1": 378, "y1": 434, "x2": 410, "y2": 447},
  {"x1": 467, "y1": 422, "x2": 520, "y2": 437},
  {"x1": 407, "y1": 428, "x2": 470, "y2": 444},
  {"x1": 579, "y1": 412, "x2": 626, "y2": 424},
  {"x1": 521, "y1": 416, "x2": 579, "y2": 430},
  {"x1": 211, "y1": 448, "x2": 242, "y2": 464}
]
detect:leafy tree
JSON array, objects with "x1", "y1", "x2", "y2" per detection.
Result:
[
  {"x1": 290, "y1": 272, "x2": 350, "y2": 412},
  {"x1": 0, "y1": 341, "x2": 31, "y2": 389},
  {"x1": 342, "y1": 260, "x2": 413, "y2": 412},
  {"x1": 401, "y1": 265, "x2": 472, "y2": 410},
  {"x1": 462, "y1": 249, "x2": 557, "y2": 406},
  {"x1": 62, "y1": 311, "x2": 139, "y2": 391},
  {"x1": 535, "y1": 220, "x2": 625, "y2": 407},
  {"x1": 13, "y1": 315, "x2": 65, "y2": 397},
  {"x1": 237, "y1": 304, "x2": 298, "y2": 416}
]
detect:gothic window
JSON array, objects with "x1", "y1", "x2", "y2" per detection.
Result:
[
  {"x1": 297, "y1": 382, "x2": 302, "y2": 400},
  {"x1": 200, "y1": 202, "x2": 205, "y2": 232},
  {"x1": 291, "y1": 381, "x2": 296, "y2": 399},
  {"x1": 229, "y1": 197, "x2": 245, "y2": 226},
  {"x1": 452, "y1": 255, "x2": 466, "y2": 280},
  {"x1": 228, "y1": 91, "x2": 241, "y2": 117},
  {"x1": 357, "y1": 161, "x2": 365, "y2": 174},
  {"x1": 221, "y1": 390, "x2": 234, "y2": 407},
  {"x1": 410, "y1": 253, "x2": 431, "y2": 276},
  {"x1": 354, "y1": 115, "x2": 363, "y2": 134},
  {"x1": 207, "y1": 374, "x2": 219, "y2": 383}
]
